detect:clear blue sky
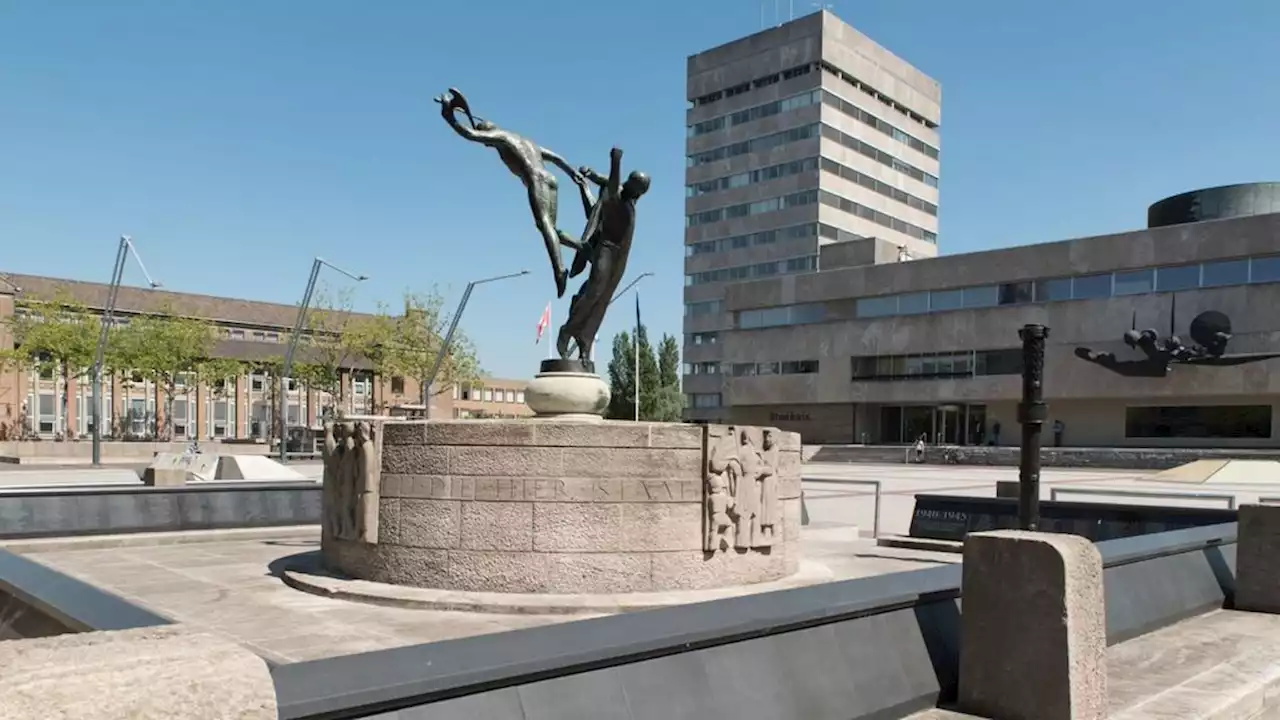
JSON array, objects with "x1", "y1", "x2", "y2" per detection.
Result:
[{"x1": 3, "y1": 1, "x2": 1278, "y2": 378}]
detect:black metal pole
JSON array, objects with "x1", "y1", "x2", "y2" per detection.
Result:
[{"x1": 1017, "y1": 324, "x2": 1049, "y2": 531}]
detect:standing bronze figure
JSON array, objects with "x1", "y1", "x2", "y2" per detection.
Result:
[
  {"x1": 557, "y1": 147, "x2": 650, "y2": 362},
  {"x1": 435, "y1": 88, "x2": 585, "y2": 298}
]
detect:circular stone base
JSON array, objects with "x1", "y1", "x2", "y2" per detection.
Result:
[
  {"x1": 524, "y1": 363, "x2": 610, "y2": 419},
  {"x1": 281, "y1": 559, "x2": 834, "y2": 615}
]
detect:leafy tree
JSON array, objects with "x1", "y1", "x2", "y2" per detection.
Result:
[
  {"x1": 606, "y1": 327, "x2": 684, "y2": 422},
  {"x1": 302, "y1": 284, "x2": 372, "y2": 416},
  {"x1": 197, "y1": 357, "x2": 244, "y2": 398},
  {"x1": 0, "y1": 291, "x2": 99, "y2": 438},
  {"x1": 114, "y1": 309, "x2": 216, "y2": 440},
  {"x1": 385, "y1": 289, "x2": 481, "y2": 411}
]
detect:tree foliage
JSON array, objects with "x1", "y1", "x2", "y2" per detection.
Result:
[
  {"x1": 1, "y1": 291, "x2": 100, "y2": 437},
  {"x1": 113, "y1": 308, "x2": 217, "y2": 439},
  {"x1": 385, "y1": 289, "x2": 481, "y2": 404},
  {"x1": 605, "y1": 327, "x2": 683, "y2": 422},
  {"x1": 302, "y1": 284, "x2": 372, "y2": 414}
]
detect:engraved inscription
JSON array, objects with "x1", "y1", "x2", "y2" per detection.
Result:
[{"x1": 704, "y1": 425, "x2": 781, "y2": 553}]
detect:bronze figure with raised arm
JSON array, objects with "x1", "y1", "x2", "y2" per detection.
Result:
[{"x1": 434, "y1": 87, "x2": 585, "y2": 298}]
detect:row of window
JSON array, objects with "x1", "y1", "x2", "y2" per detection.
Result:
[
  {"x1": 855, "y1": 254, "x2": 1280, "y2": 320},
  {"x1": 819, "y1": 188, "x2": 938, "y2": 243},
  {"x1": 687, "y1": 392, "x2": 723, "y2": 409},
  {"x1": 686, "y1": 222, "x2": 865, "y2": 258},
  {"x1": 690, "y1": 63, "x2": 814, "y2": 107},
  {"x1": 685, "y1": 300, "x2": 724, "y2": 317},
  {"x1": 687, "y1": 153, "x2": 939, "y2": 220},
  {"x1": 687, "y1": 123, "x2": 819, "y2": 167},
  {"x1": 688, "y1": 84, "x2": 940, "y2": 161},
  {"x1": 687, "y1": 157, "x2": 818, "y2": 198},
  {"x1": 729, "y1": 253, "x2": 1280, "y2": 330},
  {"x1": 457, "y1": 385, "x2": 526, "y2": 404},
  {"x1": 688, "y1": 89, "x2": 820, "y2": 137},
  {"x1": 683, "y1": 359, "x2": 820, "y2": 376},
  {"x1": 819, "y1": 90, "x2": 939, "y2": 160},
  {"x1": 685, "y1": 255, "x2": 818, "y2": 286},
  {"x1": 850, "y1": 349, "x2": 1023, "y2": 381},
  {"x1": 820, "y1": 124, "x2": 939, "y2": 188},
  {"x1": 819, "y1": 61, "x2": 937, "y2": 130},
  {"x1": 687, "y1": 331, "x2": 720, "y2": 346},
  {"x1": 687, "y1": 189, "x2": 819, "y2": 227}
]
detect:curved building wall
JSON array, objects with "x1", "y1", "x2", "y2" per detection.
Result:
[{"x1": 1148, "y1": 183, "x2": 1280, "y2": 228}]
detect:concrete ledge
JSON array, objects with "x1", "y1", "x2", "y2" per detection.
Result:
[
  {"x1": 877, "y1": 534, "x2": 963, "y2": 553},
  {"x1": 0, "y1": 625, "x2": 277, "y2": 719},
  {"x1": 1235, "y1": 503, "x2": 1280, "y2": 614}
]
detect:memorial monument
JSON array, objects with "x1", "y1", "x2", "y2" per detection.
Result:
[{"x1": 314, "y1": 89, "x2": 802, "y2": 597}]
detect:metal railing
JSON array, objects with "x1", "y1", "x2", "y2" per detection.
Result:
[
  {"x1": 801, "y1": 477, "x2": 882, "y2": 538},
  {"x1": 1049, "y1": 487, "x2": 1237, "y2": 510}
]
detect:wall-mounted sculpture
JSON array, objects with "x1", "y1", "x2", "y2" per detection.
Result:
[
  {"x1": 705, "y1": 425, "x2": 781, "y2": 553},
  {"x1": 1075, "y1": 296, "x2": 1280, "y2": 377},
  {"x1": 321, "y1": 420, "x2": 381, "y2": 544}
]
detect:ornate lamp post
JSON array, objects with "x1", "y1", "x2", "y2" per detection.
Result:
[{"x1": 1017, "y1": 324, "x2": 1050, "y2": 530}]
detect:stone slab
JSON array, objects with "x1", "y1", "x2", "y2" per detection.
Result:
[
  {"x1": 215, "y1": 454, "x2": 305, "y2": 481},
  {"x1": 1235, "y1": 503, "x2": 1280, "y2": 614},
  {"x1": 0, "y1": 624, "x2": 277, "y2": 719}
]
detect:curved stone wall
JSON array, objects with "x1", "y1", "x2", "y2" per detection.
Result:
[
  {"x1": 1147, "y1": 182, "x2": 1280, "y2": 228},
  {"x1": 321, "y1": 420, "x2": 802, "y2": 594}
]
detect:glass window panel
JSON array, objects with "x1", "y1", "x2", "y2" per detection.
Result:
[
  {"x1": 1251, "y1": 256, "x2": 1280, "y2": 284},
  {"x1": 1113, "y1": 269, "x2": 1154, "y2": 296},
  {"x1": 930, "y1": 289, "x2": 963, "y2": 311},
  {"x1": 856, "y1": 296, "x2": 898, "y2": 318},
  {"x1": 1072, "y1": 274, "x2": 1112, "y2": 299},
  {"x1": 934, "y1": 355, "x2": 953, "y2": 374},
  {"x1": 920, "y1": 355, "x2": 938, "y2": 375},
  {"x1": 952, "y1": 352, "x2": 972, "y2": 375},
  {"x1": 999, "y1": 282, "x2": 1034, "y2": 305},
  {"x1": 897, "y1": 292, "x2": 929, "y2": 315},
  {"x1": 962, "y1": 285, "x2": 999, "y2": 308},
  {"x1": 1155, "y1": 264, "x2": 1200, "y2": 292},
  {"x1": 758, "y1": 362, "x2": 780, "y2": 375},
  {"x1": 1035, "y1": 277, "x2": 1073, "y2": 302},
  {"x1": 903, "y1": 356, "x2": 924, "y2": 376},
  {"x1": 1201, "y1": 259, "x2": 1250, "y2": 287}
]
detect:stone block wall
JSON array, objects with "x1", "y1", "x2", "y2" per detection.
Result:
[{"x1": 322, "y1": 420, "x2": 802, "y2": 594}]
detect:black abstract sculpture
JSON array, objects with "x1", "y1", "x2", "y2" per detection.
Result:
[
  {"x1": 1075, "y1": 296, "x2": 1280, "y2": 377},
  {"x1": 1017, "y1": 324, "x2": 1049, "y2": 531},
  {"x1": 435, "y1": 88, "x2": 649, "y2": 369}
]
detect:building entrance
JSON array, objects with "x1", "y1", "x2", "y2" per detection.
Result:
[{"x1": 879, "y1": 403, "x2": 988, "y2": 445}]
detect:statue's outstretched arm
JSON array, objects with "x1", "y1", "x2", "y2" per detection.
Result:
[
  {"x1": 607, "y1": 147, "x2": 623, "y2": 196},
  {"x1": 540, "y1": 149, "x2": 581, "y2": 181}
]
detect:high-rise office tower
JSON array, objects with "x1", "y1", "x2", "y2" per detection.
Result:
[{"x1": 682, "y1": 10, "x2": 941, "y2": 422}]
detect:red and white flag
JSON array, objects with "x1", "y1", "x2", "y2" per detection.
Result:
[{"x1": 535, "y1": 303, "x2": 551, "y2": 344}]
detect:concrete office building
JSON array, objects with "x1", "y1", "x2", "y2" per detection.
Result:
[
  {"x1": 0, "y1": 272, "x2": 531, "y2": 442},
  {"x1": 704, "y1": 183, "x2": 1280, "y2": 448},
  {"x1": 684, "y1": 10, "x2": 941, "y2": 421}
]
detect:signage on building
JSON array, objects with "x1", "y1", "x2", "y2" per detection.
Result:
[{"x1": 770, "y1": 411, "x2": 811, "y2": 422}]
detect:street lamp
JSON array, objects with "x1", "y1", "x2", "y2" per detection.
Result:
[
  {"x1": 422, "y1": 270, "x2": 529, "y2": 419},
  {"x1": 279, "y1": 257, "x2": 368, "y2": 463},
  {"x1": 92, "y1": 236, "x2": 162, "y2": 467}
]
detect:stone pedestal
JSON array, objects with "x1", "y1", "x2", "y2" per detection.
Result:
[
  {"x1": 958, "y1": 530, "x2": 1107, "y2": 720},
  {"x1": 320, "y1": 419, "x2": 803, "y2": 594},
  {"x1": 524, "y1": 359, "x2": 610, "y2": 420},
  {"x1": 1236, "y1": 504, "x2": 1280, "y2": 614}
]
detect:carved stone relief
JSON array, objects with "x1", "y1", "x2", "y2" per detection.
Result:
[
  {"x1": 704, "y1": 425, "x2": 780, "y2": 553},
  {"x1": 322, "y1": 420, "x2": 381, "y2": 544}
]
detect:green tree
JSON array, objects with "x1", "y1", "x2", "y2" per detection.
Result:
[
  {"x1": 606, "y1": 328, "x2": 685, "y2": 422},
  {"x1": 0, "y1": 291, "x2": 99, "y2": 438},
  {"x1": 115, "y1": 309, "x2": 217, "y2": 440},
  {"x1": 302, "y1": 284, "x2": 371, "y2": 416},
  {"x1": 386, "y1": 289, "x2": 481, "y2": 411},
  {"x1": 605, "y1": 331, "x2": 636, "y2": 420},
  {"x1": 653, "y1": 333, "x2": 685, "y2": 422},
  {"x1": 636, "y1": 326, "x2": 661, "y2": 421}
]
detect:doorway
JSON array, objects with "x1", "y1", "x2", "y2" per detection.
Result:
[{"x1": 935, "y1": 405, "x2": 962, "y2": 445}]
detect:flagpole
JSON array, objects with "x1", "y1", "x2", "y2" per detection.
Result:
[
  {"x1": 634, "y1": 290, "x2": 640, "y2": 422},
  {"x1": 546, "y1": 303, "x2": 552, "y2": 360}
]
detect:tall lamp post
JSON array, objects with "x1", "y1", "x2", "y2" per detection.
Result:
[
  {"x1": 92, "y1": 236, "x2": 162, "y2": 467},
  {"x1": 279, "y1": 258, "x2": 368, "y2": 463},
  {"x1": 422, "y1": 270, "x2": 529, "y2": 419}
]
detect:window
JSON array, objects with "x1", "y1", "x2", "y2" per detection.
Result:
[
  {"x1": 687, "y1": 362, "x2": 721, "y2": 375},
  {"x1": 287, "y1": 403, "x2": 301, "y2": 426},
  {"x1": 391, "y1": 376, "x2": 405, "y2": 394},
  {"x1": 253, "y1": 331, "x2": 266, "y2": 341},
  {"x1": 172, "y1": 399, "x2": 188, "y2": 438},
  {"x1": 685, "y1": 300, "x2": 722, "y2": 317},
  {"x1": 1072, "y1": 274, "x2": 1112, "y2": 299},
  {"x1": 1113, "y1": 269, "x2": 1153, "y2": 296},
  {"x1": 739, "y1": 303, "x2": 825, "y2": 328},
  {"x1": 38, "y1": 393, "x2": 55, "y2": 433},
  {"x1": 228, "y1": 329, "x2": 246, "y2": 340},
  {"x1": 975, "y1": 349, "x2": 1022, "y2": 376},
  {"x1": 250, "y1": 374, "x2": 265, "y2": 392},
  {"x1": 516, "y1": 391, "x2": 525, "y2": 404},
  {"x1": 1251, "y1": 256, "x2": 1280, "y2": 284},
  {"x1": 1125, "y1": 405, "x2": 1271, "y2": 439},
  {"x1": 211, "y1": 399, "x2": 231, "y2": 438},
  {"x1": 849, "y1": 349, "x2": 1018, "y2": 381},
  {"x1": 898, "y1": 292, "x2": 929, "y2": 315},
  {"x1": 1202, "y1": 259, "x2": 1250, "y2": 287},
  {"x1": 930, "y1": 289, "x2": 963, "y2": 312},
  {"x1": 731, "y1": 363, "x2": 756, "y2": 377},
  {"x1": 483, "y1": 389, "x2": 493, "y2": 402},
  {"x1": 1155, "y1": 264, "x2": 1200, "y2": 292},
  {"x1": 688, "y1": 332, "x2": 719, "y2": 345},
  {"x1": 856, "y1": 296, "x2": 898, "y2": 318},
  {"x1": 688, "y1": 393, "x2": 722, "y2": 409},
  {"x1": 452, "y1": 384, "x2": 459, "y2": 399},
  {"x1": 1035, "y1": 277, "x2": 1073, "y2": 302},
  {"x1": 460, "y1": 386, "x2": 474, "y2": 400},
  {"x1": 999, "y1": 282, "x2": 1034, "y2": 305},
  {"x1": 505, "y1": 390, "x2": 515, "y2": 403},
  {"x1": 962, "y1": 286, "x2": 999, "y2": 309},
  {"x1": 781, "y1": 360, "x2": 819, "y2": 374}
]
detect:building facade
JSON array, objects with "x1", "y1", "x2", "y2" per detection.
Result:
[
  {"x1": 683, "y1": 10, "x2": 942, "y2": 421},
  {"x1": 704, "y1": 185, "x2": 1280, "y2": 448},
  {"x1": 0, "y1": 272, "x2": 530, "y2": 441}
]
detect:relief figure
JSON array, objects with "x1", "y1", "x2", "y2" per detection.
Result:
[
  {"x1": 733, "y1": 429, "x2": 763, "y2": 549},
  {"x1": 756, "y1": 430, "x2": 780, "y2": 545}
]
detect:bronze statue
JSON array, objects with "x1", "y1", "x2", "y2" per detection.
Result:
[
  {"x1": 556, "y1": 147, "x2": 650, "y2": 362},
  {"x1": 435, "y1": 88, "x2": 585, "y2": 298}
]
